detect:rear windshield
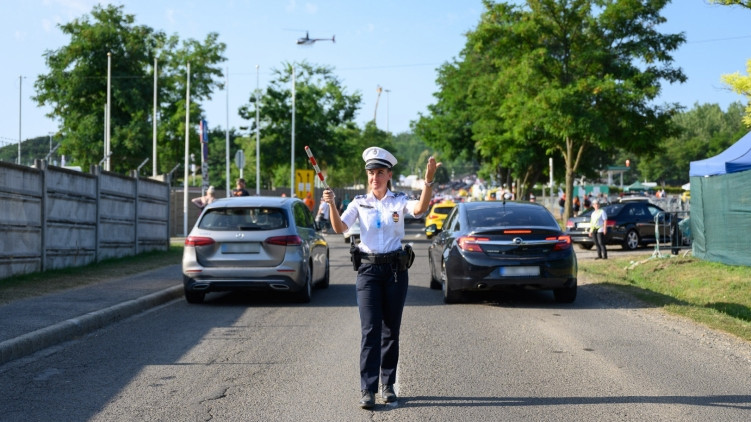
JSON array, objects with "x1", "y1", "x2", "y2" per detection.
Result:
[
  {"x1": 467, "y1": 205, "x2": 558, "y2": 228},
  {"x1": 198, "y1": 207, "x2": 288, "y2": 231}
]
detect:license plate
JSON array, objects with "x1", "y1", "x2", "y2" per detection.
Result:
[
  {"x1": 577, "y1": 222, "x2": 590, "y2": 229},
  {"x1": 222, "y1": 243, "x2": 260, "y2": 254},
  {"x1": 498, "y1": 266, "x2": 540, "y2": 276}
]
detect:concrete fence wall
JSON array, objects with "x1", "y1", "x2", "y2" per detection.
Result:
[{"x1": 0, "y1": 160, "x2": 170, "y2": 280}]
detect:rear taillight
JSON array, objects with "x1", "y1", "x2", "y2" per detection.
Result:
[
  {"x1": 566, "y1": 220, "x2": 575, "y2": 229},
  {"x1": 605, "y1": 219, "x2": 616, "y2": 227},
  {"x1": 545, "y1": 235, "x2": 572, "y2": 251},
  {"x1": 265, "y1": 235, "x2": 302, "y2": 246},
  {"x1": 185, "y1": 236, "x2": 215, "y2": 247},
  {"x1": 457, "y1": 236, "x2": 490, "y2": 252}
]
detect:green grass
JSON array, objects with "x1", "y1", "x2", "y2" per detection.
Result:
[
  {"x1": 581, "y1": 253, "x2": 751, "y2": 342},
  {"x1": 0, "y1": 245, "x2": 184, "y2": 305}
]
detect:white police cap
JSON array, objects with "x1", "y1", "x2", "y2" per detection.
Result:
[{"x1": 362, "y1": 146, "x2": 397, "y2": 169}]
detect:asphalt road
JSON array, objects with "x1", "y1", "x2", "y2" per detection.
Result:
[{"x1": 0, "y1": 225, "x2": 749, "y2": 421}]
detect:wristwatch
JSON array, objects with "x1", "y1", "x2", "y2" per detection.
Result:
[{"x1": 425, "y1": 180, "x2": 436, "y2": 188}]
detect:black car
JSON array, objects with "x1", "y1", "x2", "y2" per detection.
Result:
[
  {"x1": 426, "y1": 201, "x2": 577, "y2": 304},
  {"x1": 565, "y1": 200, "x2": 672, "y2": 251}
]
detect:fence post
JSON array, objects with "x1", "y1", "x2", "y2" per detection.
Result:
[
  {"x1": 92, "y1": 164, "x2": 102, "y2": 262},
  {"x1": 36, "y1": 159, "x2": 48, "y2": 272}
]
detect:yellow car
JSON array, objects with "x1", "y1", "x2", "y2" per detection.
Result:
[{"x1": 425, "y1": 200, "x2": 456, "y2": 231}]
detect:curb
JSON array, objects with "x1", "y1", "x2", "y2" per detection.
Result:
[{"x1": 0, "y1": 285, "x2": 183, "y2": 365}]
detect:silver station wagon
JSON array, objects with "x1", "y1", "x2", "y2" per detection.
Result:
[{"x1": 182, "y1": 196, "x2": 329, "y2": 303}]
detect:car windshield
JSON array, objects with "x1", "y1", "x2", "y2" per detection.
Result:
[
  {"x1": 198, "y1": 207, "x2": 288, "y2": 231},
  {"x1": 467, "y1": 205, "x2": 558, "y2": 228}
]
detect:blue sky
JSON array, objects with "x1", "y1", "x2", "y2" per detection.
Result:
[{"x1": 2, "y1": 0, "x2": 751, "y2": 150}]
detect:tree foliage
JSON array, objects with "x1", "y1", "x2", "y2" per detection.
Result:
[
  {"x1": 416, "y1": 0, "x2": 685, "y2": 219},
  {"x1": 637, "y1": 102, "x2": 747, "y2": 184},
  {"x1": 238, "y1": 61, "x2": 362, "y2": 189},
  {"x1": 33, "y1": 4, "x2": 226, "y2": 175}
]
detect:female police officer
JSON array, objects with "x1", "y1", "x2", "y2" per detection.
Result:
[{"x1": 322, "y1": 146, "x2": 439, "y2": 408}]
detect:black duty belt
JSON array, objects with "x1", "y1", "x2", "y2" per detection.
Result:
[{"x1": 359, "y1": 251, "x2": 401, "y2": 265}]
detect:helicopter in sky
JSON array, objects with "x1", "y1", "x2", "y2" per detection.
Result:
[{"x1": 297, "y1": 31, "x2": 335, "y2": 46}]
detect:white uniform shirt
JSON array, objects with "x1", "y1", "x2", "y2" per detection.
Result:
[{"x1": 340, "y1": 190, "x2": 415, "y2": 254}]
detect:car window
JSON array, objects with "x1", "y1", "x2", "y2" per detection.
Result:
[
  {"x1": 444, "y1": 207, "x2": 460, "y2": 232},
  {"x1": 198, "y1": 207, "x2": 288, "y2": 231},
  {"x1": 632, "y1": 205, "x2": 647, "y2": 217},
  {"x1": 467, "y1": 205, "x2": 558, "y2": 228},
  {"x1": 434, "y1": 206, "x2": 454, "y2": 215},
  {"x1": 605, "y1": 204, "x2": 624, "y2": 216},
  {"x1": 647, "y1": 205, "x2": 664, "y2": 218},
  {"x1": 293, "y1": 202, "x2": 314, "y2": 229}
]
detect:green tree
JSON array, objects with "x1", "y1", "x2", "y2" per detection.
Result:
[
  {"x1": 710, "y1": 0, "x2": 751, "y2": 7},
  {"x1": 238, "y1": 61, "x2": 362, "y2": 189},
  {"x1": 33, "y1": 4, "x2": 226, "y2": 176},
  {"x1": 638, "y1": 102, "x2": 747, "y2": 184},
  {"x1": 419, "y1": 0, "x2": 685, "y2": 219},
  {"x1": 710, "y1": 2, "x2": 751, "y2": 126}
]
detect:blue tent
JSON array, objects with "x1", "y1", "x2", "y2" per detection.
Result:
[
  {"x1": 689, "y1": 131, "x2": 751, "y2": 177},
  {"x1": 688, "y1": 130, "x2": 751, "y2": 266}
]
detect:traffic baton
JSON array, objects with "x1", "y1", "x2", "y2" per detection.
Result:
[{"x1": 304, "y1": 145, "x2": 330, "y2": 190}]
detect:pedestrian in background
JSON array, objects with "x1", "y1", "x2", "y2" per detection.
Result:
[
  {"x1": 588, "y1": 199, "x2": 608, "y2": 259},
  {"x1": 232, "y1": 178, "x2": 249, "y2": 197},
  {"x1": 191, "y1": 186, "x2": 216, "y2": 209},
  {"x1": 322, "y1": 146, "x2": 439, "y2": 409},
  {"x1": 304, "y1": 192, "x2": 315, "y2": 212}
]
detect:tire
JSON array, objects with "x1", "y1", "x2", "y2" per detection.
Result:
[
  {"x1": 441, "y1": 261, "x2": 462, "y2": 304},
  {"x1": 622, "y1": 229, "x2": 640, "y2": 250},
  {"x1": 318, "y1": 255, "x2": 330, "y2": 289},
  {"x1": 553, "y1": 278, "x2": 577, "y2": 303},
  {"x1": 184, "y1": 288, "x2": 205, "y2": 304},
  {"x1": 295, "y1": 267, "x2": 312, "y2": 303},
  {"x1": 578, "y1": 243, "x2": 594, "y2": 250},
  {"x1": 429, "y1": 254, "x2": 441, "y2": 290}
]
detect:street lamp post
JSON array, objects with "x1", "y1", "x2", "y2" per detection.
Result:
[
  {"x1": 385, "y1": 89, "x2": 391, "y2": 133},
  {"x1": 290, "y1": 66, "x2": 295, "y2": 197},
  {"x1": 256, "y1": 64, "x2": 261, "y2": 195},
  {"x1": 18, "y1": 75, "x2": 23, "y2": 165}
]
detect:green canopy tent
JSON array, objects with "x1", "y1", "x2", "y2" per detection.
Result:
[{"x1": 624, "y1": 180, "x2": 647, "y2": 192}]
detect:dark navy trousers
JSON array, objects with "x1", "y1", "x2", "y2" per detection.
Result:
[{"x1": 356, "y1": 263, "x2": 409, "y2": 392}]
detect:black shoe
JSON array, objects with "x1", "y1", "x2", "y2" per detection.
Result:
[
  {"x1": 359, "y1": 390, "x2": 375, "y2": 409},
  {"x1": 594, "y1": 257, "x2": 602, "y2": 260},
  {"x1": 381, "y1": 384, "x2": 397, "y2": 403}
]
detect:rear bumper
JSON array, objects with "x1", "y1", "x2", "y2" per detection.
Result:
[
  {"x1": 445, "y1": 249, "x2": 577, "y2": 292},
  {"x1": 183, "y1": 274, "x2": 305, "y2": 293}
]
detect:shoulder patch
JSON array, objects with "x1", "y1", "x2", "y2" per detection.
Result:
[
  {"x1": 393, "y1": 191, "x2": 407, "y2": 198},
  {"x1": 354, "y1": 194, "x2": 367, "y2": 200}
]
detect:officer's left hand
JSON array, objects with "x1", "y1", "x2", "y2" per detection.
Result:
[{"x1": 425, "y1": 156, "x2": 442, "y2": 181}]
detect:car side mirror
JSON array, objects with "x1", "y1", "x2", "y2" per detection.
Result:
[{"x1": 425, "y1": 224, "x2": 440, "y2": 239}]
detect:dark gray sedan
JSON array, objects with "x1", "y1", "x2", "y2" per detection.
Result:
[
  {"x1": 182, "y1": 196, "x2": 329, "y2": 304},
  {"x1": 427, "y1": 201, "x2": 577, "y2": 304}
]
